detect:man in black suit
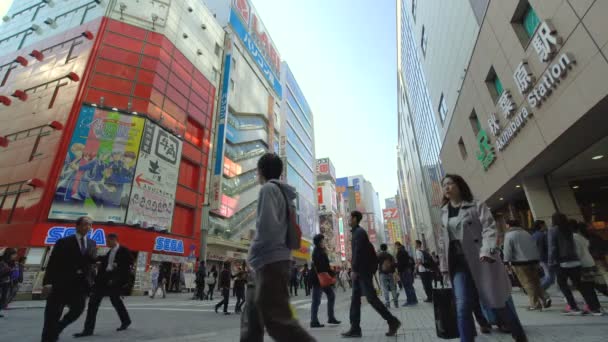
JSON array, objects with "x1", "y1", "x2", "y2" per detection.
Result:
[
  {"x1": 74, "y1": 233, "x2": 132, "y2": 337},
  {"x1": 41, "y1": 216, "x2": 97, "y2": 342}
]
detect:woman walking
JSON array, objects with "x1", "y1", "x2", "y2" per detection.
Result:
[
  {"x1": 440, "y1": 174, "x2": 526, "y2": 342},
  {"x1": 206, "y1": 265, "x2": 218, "y2": 300},
  {"x1": 309, "y1": 234, "x2": 341, "y2": 328},
  {"x1": 549, "y1": 215, "x2": 603, "y2": 315}
]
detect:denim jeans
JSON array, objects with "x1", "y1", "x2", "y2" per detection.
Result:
[
  {"x1": 399, "y1": 270, "x2": 418, "y2": 304},
  {"x1": 452, "y1": 265, "x2": 525, "y2": 342},
  {"x1": 379, "y1": 273, "x2": 398, "y2": 305},
  {"x1": 540, "y1": 262, "x2": 555, "y2": 290},
  {"x1": 310, "y1": 285, "x2": 336, "y2": 324},
  {"x1": 349, "y1": 273, "x2": 397, "y2": 330}
]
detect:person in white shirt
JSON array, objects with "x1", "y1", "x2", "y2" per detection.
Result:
[{"x1": 415, "y1": 240, "x2": 433, "y2": 303}]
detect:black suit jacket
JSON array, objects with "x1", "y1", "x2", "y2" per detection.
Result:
[
  {"x1": 96, "y1": 245, "x2": 132, "y2": 289},
  {"x1": 43, "y1": 235, "x2": 97, "y2": 294}
]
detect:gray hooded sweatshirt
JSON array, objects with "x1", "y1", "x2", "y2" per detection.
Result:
[{"x1": 247, "y1": 180, "x2": 294, "y2": 271}]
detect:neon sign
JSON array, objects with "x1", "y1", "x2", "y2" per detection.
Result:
[{"x1": 154, "y1": 236, "x2": 184, "y2": 254}]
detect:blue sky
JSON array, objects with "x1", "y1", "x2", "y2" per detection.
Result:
[{"x1": 254, "y1": 0, "x2": 398, "y2": 205}]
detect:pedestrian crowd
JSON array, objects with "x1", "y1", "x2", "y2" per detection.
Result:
[{"x1": 14, "y1": 153, "x2": 606, "y2": 342}]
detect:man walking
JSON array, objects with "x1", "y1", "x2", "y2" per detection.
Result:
[
  {"x1": 41, "y1": 216, "x2": 97, "y2": 342},
  {"x1": 532, "y1": 220, "x2": 554, "y2": 292},
  {"x1": 377, "y1": 244, "x2": 399, "y2": 308},
  {"x1": 342, "y1": 211, "x2": 401, "y2": 338},
  {"x1": 240, "y1": 153, "x2": 314, "y2": 342},
  {"x1": 504, "y1": 220, "x2": 550, "y2": 310},
  {"x1": 415, "y1": 240, "x2": 434, "y2": 303},
  {"x1": 215, "y1": 262, "x2": 232, "y2": 315},
  {"x1": 395, "y1": 241, "x2": 418, "y2": 306},
  {"x1": 193, "y1": 261, "x2": 206, "y2": 300},
  {"x1": 74, "y1": 233, "x2": 132, "y2": 337},
  {"x1": 290, "y1": 262, "x2": 299, "y2": 297}
]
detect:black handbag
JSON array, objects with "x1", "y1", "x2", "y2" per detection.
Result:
[{"x1": 433, "y1": 287, "x2": 459, "y2": 339}]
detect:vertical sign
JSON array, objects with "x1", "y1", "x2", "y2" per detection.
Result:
[
  {"x1": 338, "y1": 217, "x2": 346, "y2": 261},
  {"x1": 49, "y1": 105, "x2": 144, "y2": 222},
  {"x1": 126, "y1": 121, "x2": 182, "y2": 230},
  {"x1": 210, "y1": 39, "x2": 233, "y2": 211}
]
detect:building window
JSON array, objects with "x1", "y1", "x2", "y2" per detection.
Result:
[
  {"x1": 485, "y1": 67, "x2": 503, "y2": 103},
  {"x1": 438, "y1": 93, "x2": 448, "y2": 123},
  {"x1": 511, "y1": 0, "x2": 541, "y2": 47},
  {"x1": 421, "y1": 25, "x2": 428, "y2": 55},
  {"x1": 412, "y1": 0, "x2": 417, "y2": 21},
  {"x1": 214, "y1": 43, "x2": 221, "y2": 56},
  {"x1": 522, "y1": 5, "x2": 540, "y2": 37},
  {"x1": 469, "y1": 110, "x2": 481, "y2": 136},
  {"x1": 458, "y1": 137, "x2": 468, "y2": 159}
]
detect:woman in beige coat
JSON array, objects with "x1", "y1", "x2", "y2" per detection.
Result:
[{"x1": 440, "y1": 174, "x2": 527, "y2": 342}]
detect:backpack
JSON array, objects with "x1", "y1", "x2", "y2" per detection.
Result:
[
  {"x1": 269, "y1": 180, "x2": 302, "y2": 250},
  {"x1": 368, "y1": 241, "x2": 379, "y2": 273},
  {"x1": 381, "y1": 254, "x2": 395, "y2": 273},
  {"x1": 421, "y1": 250, "x2": 437, "y2": 270}
]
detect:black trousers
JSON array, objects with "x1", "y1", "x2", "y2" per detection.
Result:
[
  {"x1": 349, "y1": 273, "x2": 397, "y2": 330},
  {"x1": 41, "y1": 290, "x2": 87, "y2": 342},
  {"x1": 82, "y1": 286, "x2": 131, "y2": 333},
  {"x1": 216, "y1": 288, "x2": 230, "y2": 313},
  {"x1": 290, "y1": 279, "x2": 298, "y2": 296},
  {"x1": 235, "y1": 291, "x2": 245, "y2": 312},
  {"x1": 419, "y1": 272, "x2": 434, "y2": 301}
]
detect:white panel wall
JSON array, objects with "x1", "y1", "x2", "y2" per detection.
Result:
[{"x1": 1, "y1": 0, "x2": 107, "y2": 53}]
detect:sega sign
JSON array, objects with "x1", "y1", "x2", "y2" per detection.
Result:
[
  {"x1": 229, "y1": 0, "x2": 282, "y2": 98},
  {"x1": 154, "y1": 236, "x2": 184, "y2": 254},
  {"x1": 45, "y1": 226, "x2": 107, "y2": 246}
]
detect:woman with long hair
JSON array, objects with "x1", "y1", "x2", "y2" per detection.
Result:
[
  {"x1": 309, "y1": 234, "x2": 341, "y2": 328},
  {"x1": 440, "y1": 174, "x2": 526, "y2": 342},
  {"x1": 549, "y1": 214, "x2": 603, "y2": 315}
]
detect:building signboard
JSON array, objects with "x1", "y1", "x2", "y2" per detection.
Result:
[
  {"x1": 126, "y1": 121, "x2": 182, "y2": 230},
  {"x1": 229, "y1": 0, "x2": 282, "y2": 98},
  {"x1": 210, "y1": 40, "x2": 233, "y2": 210},
  {"x1": 479, "y1": 20, "x2": 576, "y2": 171}
]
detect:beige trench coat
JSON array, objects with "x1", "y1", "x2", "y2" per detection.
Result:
[{"x1": 439, "y1": 200, "x2": 511, "y2": 308}]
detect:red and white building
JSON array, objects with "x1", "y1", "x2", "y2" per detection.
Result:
[{"x1": 0, "y1": 0, "x2": 224, "y2": 295}]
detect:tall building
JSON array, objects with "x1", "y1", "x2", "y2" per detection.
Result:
[
  {"x1": 439, "y1": 1, "x2": 608, "y2": 236},
  {"x1": 281, "y1": 62, "x2": 317, "y2": 250},
  {"x1": 203, "y1": 0, "x2": 286, "y2": 264},
  {"x1": 382, "y1": 197, "x2": 404, "y2": 246},
  {"x1": 0, "y1": 0, "x2": 222, "y2": 294},
  {"x1": 395, "y1": 0, "x2": 484, "y2": 252},
  {"x1": 316, "y1": 158, "x2": 338, "y2": 263},
  {"x1": 204, "y1": 0, "x2": 316, "y2": 264},
  {"x1": 336, "y1": 175, "x2": 383, "y2": 247}
]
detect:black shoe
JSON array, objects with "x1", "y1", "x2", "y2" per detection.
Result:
[
  {"x1": 73, "y1": 332, "x2": 93, "y2": 338},
  {"x1": 224, "y1": 312, "x2": 231, "y2": 315},
  {"x1": 341, "y1": 328, "x2": 362, "y2": 338},
  {"x1": 386, "y1": 319, "x2": 401, "y2": 337},
  {"x1": 310, "y1": 322, "x2": 325, "y2": 328},
  {"x1": 117, "y1": 322, "x2": 131, "y2": 331},
  {"x1": 328, "y1": 318, "x2": 342, "y2": 325},
  {"x1": 215, "y1": 305, "x2": 219, "y2": 313}
]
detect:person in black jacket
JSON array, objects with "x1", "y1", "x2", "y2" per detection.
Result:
[
  {"x1": 193, "y1": 261, "x2": 206, "y2": 300},
  {"x1": 233, "y1": 269, "x2": 247, "y2": 313},
  {"x1": 41, "y1": 216, "x2": 97, "y2": 342},
  {"x1": 215, "y1": 262, "x2": 232, "y2": 315},
  {"x1": 377, "y1": 244, "x2": 399, "y2": 308},
  {"x1": 394, "y1": 242, "x2": 418, "y2": 306},
  {"x1": 309, "y1": 234, "x2": 341, "y2": 328},
  {"x1": 74, "y1": 233, "x2": 133, "y2": 337},
  {"x1": 342, "y1": 211, "x2": 401, "y2": 338},
  {"x1": 290, "y1": 262, "x2": 299, "y2": 297}
]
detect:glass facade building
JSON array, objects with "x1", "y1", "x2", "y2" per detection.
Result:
[
  {"x1": 396, "y1": 0, "x2": 445, "y2": 251},
  {"x1": 281, "y1": 63, "x2": 318, "y2": 239}
]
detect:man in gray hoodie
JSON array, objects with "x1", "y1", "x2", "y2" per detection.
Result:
[
  {"x1": 503, "y1": 219, "x2": 549, "y2": 310},
  {"x1": 240, "y1": 153, "x2": 315, "y2": 342}
]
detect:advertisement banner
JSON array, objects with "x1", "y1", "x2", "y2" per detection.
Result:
[
  {"x1": 210, "y1": 40, "x2": 233, "y2": 211},
  {"x1": 338, "y1": 217, "x2": 346, "y2": 261},
  {"x1": 317, "y1": 186, "x2": 324, "y2": 205},
  {"x1": 229, "y1": 0, "x2": 282, "y2": 98},
  {"x1": 383, "y1": 208, "x2": 398, "y2": 220},
  {"x1": 126, "y1": 121, "x2": 182, "y2": 230},
  {"x1": 49, "y1": 105, "x2": 144, "y2": 222}
]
